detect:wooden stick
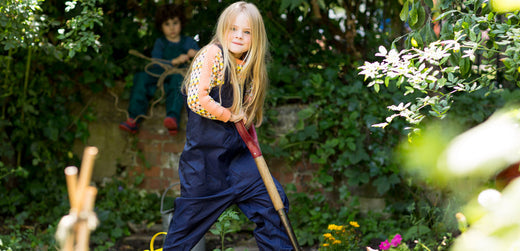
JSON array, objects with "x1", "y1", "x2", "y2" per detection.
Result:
[
  {"x1": 75, "y1": 147, "x2": 98, "y2": 210},
  {"x1": 64, "y1": 166, "x2": 79, "y2": 210},
  {"x1": 64, "y1": 166, "x2": 79, "y2": 251},
  {"x1": 75, "y1": 186, "x2": 98, "y2": 251}
]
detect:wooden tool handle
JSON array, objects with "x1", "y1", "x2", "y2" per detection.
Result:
[{"x1": 254, "y1": 157, "x2": 285, "y2": 211}]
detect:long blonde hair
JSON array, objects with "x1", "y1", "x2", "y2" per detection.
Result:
[{"x1": 183, "y1": 1, "x2": 268, "y2": 128}]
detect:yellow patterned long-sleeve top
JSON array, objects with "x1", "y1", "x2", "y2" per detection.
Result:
[{"x1": 187, "y1": 44, "x2": 253, "y2": 122}]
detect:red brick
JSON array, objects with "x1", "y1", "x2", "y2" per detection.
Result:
[
  {"x1": 295, "y1": 173, "x2": 315, "y2": 193},
  {"x1": 162, "y1": 168, "x2": 177, "y2": 179},
  {"x1": 159, "y1": 178, "x2": 181, "y2": 191},
  {"x1": 144, "y1": 166, "x2": 161, "y2": 178},
  {"x1": 274, "y1": 171, "x2": 294, "y2": 185},
  {"x1": 163, "y1": 142, "x2": 184, "y2": 153},
  {"x1": 138, "y1": 129, "x2": 170, "y2": 141},
  {"x1": 161, "y1": 181, "x2": 181, "y2": 195},
  {"x1": 136, "y1": 142, "x2": 146, "y2": 151},
  {"x1": 137, "y1": 152, "x2": 162, "y2": 166},
  {"x1": 127, "y1": 166, "x2": 143, "y2": 178},
  {"x1": 144, "y1": 142, "x2": 162, "y2": 153},
  {"x1": 145, "y1": 177, "x2": 162, "y2": 190}
]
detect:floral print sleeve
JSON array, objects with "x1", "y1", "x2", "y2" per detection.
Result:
[{"x1": 186, "y1": 45, "x2": 232, "y2": 122}]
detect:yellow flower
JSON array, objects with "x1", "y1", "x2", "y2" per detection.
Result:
[
  {"x1": 349, "y1": 221, "x2": 360, "y2": 228},
  {"x1": 328, "y1": 224, "x2": 344, "y2": 231},
  {"x1": 323, "y1": 233, "x2": 332, "y2": 239},
  {"x1": 322, "y1": 243, "x2": 330, "y2": 247},
  {"x1": 333, "y1": 240, "x2": 342, "y2": 245}
]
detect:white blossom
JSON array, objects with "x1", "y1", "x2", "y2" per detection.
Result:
[
  {"x1": 462, "y1": 49, "x2": 476, "y2": 61},
  {"x1": 375, "y1": 45, "x2": 387, "y2": 57},
  {"x1": 384, "y1": 49, "x2": 401, "y2": 66},
  {"x1": 359, "y1": 61, "x2": 383, "y2": 80}
]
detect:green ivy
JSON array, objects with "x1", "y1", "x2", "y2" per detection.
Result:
[{"x1": 1, "y1": 0, "x2": 503, "y2": 249}]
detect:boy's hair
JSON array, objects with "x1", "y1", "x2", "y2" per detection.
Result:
[{"x1": 155, "y1": 4, "x2": 185, "y2": 31}]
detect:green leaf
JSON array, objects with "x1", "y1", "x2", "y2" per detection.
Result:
[
  {"x1": 373, "y1": 176, "x2": 391, "y2": 194},
  {"x1": 469, "y1": 26, "x2": 477, "y2": 41},
  {"x1": 459, "y1": 57, "x2": 470, "y2": 76},
  {"x1": 297, "y1": 106, "x2": 315, "y2": 120},
  {"x1": 279, "y1": 0, "x2": 305, "y2": 12},
  {"x1": 400, "y1": 0, "x2": 410, "y2": 22},
  {"x1": 404, "y1": 225, "x2": 431, "y2": 240},
  {"x1": 488, "y1": 12, "x2": 495, "y2": 22},
  {"x1": 397, "y1": 76, "x2": 405, "y2": 87},
  {"x1": 438, "y1": 78, "x2": 447, "y2": 87},
  {"x1": 409, "y1": 4, "x2": 418, "y2": 26},
  {"x1": 411, "y1": 4, "x2": 426, "y2": 29}
]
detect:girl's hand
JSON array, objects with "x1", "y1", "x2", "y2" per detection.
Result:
[{"x1": 229, "y1": 110, "x2": 246, "y2": 123}]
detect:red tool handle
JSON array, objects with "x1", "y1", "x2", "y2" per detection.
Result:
[{"x1": 235, "y1": 120, "x2": 262, "y2": 158}]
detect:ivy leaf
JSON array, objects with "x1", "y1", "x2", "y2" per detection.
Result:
[
  {"x1": 400, "y1": 0, "x2": 410, "y2": 22},
  {"x1": 409, "y1": 4, "x2": 418, "y2": 26},
  {"x1": 397, "y1": 76, "x2": 405, "y2": 87},
  {"x1": 411, "y1": 4, "x2": 426, "y2": 30},
  {"x1": 373, "y1": 174, "x2": 400, "y2": 194},
  {"x1": 279, "y1": 0, "x2": 304, "y2": 12},
  {"x1": 434, "y1": 10, "x2": 457, "y2": 22},
  {"x1": 374, "y1": 83, "x2": 380, "y2": 93},
  {"x1": 459, "y1": 58, "x2": 470, "y2": 76}
]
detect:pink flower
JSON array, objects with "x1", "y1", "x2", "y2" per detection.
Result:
[
  {"x1": 379, "y1": 240, "x2": 391, "y2": 250},
  {"x1": 390, "y1": 234, "x2": 402, "y2": 247}
]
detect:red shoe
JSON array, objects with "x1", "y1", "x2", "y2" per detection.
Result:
[
  {"x1": 119, "y1": 118, "x2": 138, "y2": 134},
  {"x1": 163, "y1": 117, "x2": 178, "y2": 136}
]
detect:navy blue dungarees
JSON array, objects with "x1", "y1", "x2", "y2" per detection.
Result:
[{"x1": 163, "y1": 58, "x2": 293, "y2": 250}]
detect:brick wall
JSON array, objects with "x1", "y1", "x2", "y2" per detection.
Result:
[
  {"x1": 125, "y1": 125, "x2": 318, "y2": 193},
  {"x1": 127, "y1": 131, "x2": 183, "y2": 191},
  {"x1": 74, "y1": 88, "x2": 316, "y2": 194}
]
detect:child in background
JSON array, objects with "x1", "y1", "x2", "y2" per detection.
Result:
[
  {"x1": 162, "y1": 2, "x2": 293, "y2": 250},
  {"x1": 119, "y1": 3, "x2": 199, "y2": 136}
]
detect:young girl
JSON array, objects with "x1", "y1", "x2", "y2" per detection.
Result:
[{"x1": 163, "y1": 2, "x2": 293, "y2": 250}]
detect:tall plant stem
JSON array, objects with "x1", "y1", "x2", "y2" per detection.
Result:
[
  {"x1": 21, "y1": 46, "x2": 32, "y2": 123},
  {"x1": 17, "y1": 46, "x2": 33, "y2": 167},
  {"x1": 1, "y1": 49, "x2": 13, "y2": 119}
]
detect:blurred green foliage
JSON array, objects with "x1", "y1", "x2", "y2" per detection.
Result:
[{"x1": 1, "y1": 0, "x2": 519, "y2": 249}]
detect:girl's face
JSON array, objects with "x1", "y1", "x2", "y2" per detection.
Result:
[
  {"x1": 162, "y1": 17, "x2": 182, "y2": 42},
  {"x1": 227, "y1": 13, "x2": 251, "y2": 58}
]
